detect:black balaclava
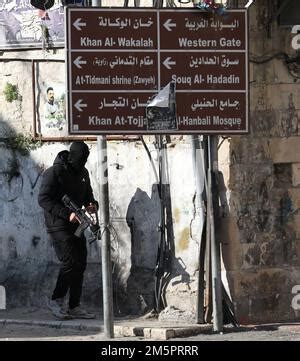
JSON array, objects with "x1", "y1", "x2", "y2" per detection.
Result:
[{"x1": 68, "y1": 141, "x2": 90, "y2": 172}]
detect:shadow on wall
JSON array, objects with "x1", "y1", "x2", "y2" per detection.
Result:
[
  {"x1": 0, "y1": 119, "x2": 50, "y2": 308},
  {"x1": 0, "y1": 119, "x2": 104, "y2": 310},
  {"x1": 125, "y1": 186, "x2": 160, "y2": 315},
  {"x1": 216, "y1": 170, "x2": 239, "y2": 324},
  {"x1": 125, "y1": 183, "x2": 191, "y2": 316}
]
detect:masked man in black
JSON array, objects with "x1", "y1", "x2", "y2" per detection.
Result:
[{"x1": 38, "y1": 141, "x2": 98, "y2": 319}]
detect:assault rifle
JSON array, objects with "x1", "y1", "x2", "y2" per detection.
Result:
[{"x1": 62, "y1": 194, "x2": 100, "y2": 244}]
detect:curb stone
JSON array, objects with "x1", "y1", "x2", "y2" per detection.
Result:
[{"x1": 114, "y1": 324, "x2": 213, "y2": 340}]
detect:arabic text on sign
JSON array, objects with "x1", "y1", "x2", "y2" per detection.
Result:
[
  {"x1": 189, "y1": 55, "x2": 240, "y2": 68},
  {"x1": 191, "y1": 98, "x2": 240, "y2": 111},
  {"x1": 184, "y1": 18, "x2": 240, "y2": 31},
  {"x1": 92, "y1": 56, "x2": 154, "y2": 68},
  {"x1": 98, "y1": 17, "x2": 154, "y2": 30},
  {"x1": 98, "y1": 96, "x2": 151, "y2": 110}
]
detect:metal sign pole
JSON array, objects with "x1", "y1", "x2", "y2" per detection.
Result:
[
  {"x1": 97, "y1": 136, "x2": 114, "y2": 338},
  {"x1": 92, "y1": 0, "x2": 114, "y2": 339}
]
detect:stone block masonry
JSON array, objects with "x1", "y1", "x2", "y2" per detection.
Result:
[{"x1": 221, "y1": 1, "x2": 300, "y2": 323}]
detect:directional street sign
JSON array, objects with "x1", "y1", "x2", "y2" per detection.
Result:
[
  {"x1": 70, "y1": 52, "x2": 158, "y2": 91},
  {"x1": 66, "y1": 7, "x2": 248, "y2": 134}
]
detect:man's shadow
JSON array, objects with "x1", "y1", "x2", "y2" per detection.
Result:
[
  {"x1": 125, "y1": 184, "x2": 191, "y2": 316},
  {"x1": 124, "y1": 186, "x2": 160, "y2": 315}
]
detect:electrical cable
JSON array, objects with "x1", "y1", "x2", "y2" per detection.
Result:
[
  {"x1": 140, "y1": 136, "x2": 160, "y2": 184},
  {"x1": 250, "y1": 51, "x2": 300, "y2": 78}
]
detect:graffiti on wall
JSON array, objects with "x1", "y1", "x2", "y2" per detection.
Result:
[{"x1": 0, "y1": 154, "x2": 23, "y2": 202}]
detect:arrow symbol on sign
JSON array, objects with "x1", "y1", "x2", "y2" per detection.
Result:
[
  {"x1": 73, "y1": 56, "x2": 87, "y2": 69},
  {"x1": 163, "y1": 19, "x2": 176, "y2": 32},
  {"x1": 73, "y1": 18, "x2": 86, "y2": 31},
  {"x1": 74, "y1": 99, "x2": 87, "y2": 112},
  {"x1": 163, "y1": 57, "x2": 176, "y2": 70}
]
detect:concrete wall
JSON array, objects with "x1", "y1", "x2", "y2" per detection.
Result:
[
  {"x1": 0, "y1": 129, "x2": 200, "y2": 315},
  {"x1": 0, "y1": 0, "x2": 201, "y2": 317}
]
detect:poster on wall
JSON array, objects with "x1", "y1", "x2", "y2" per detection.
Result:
[
  {"x1": 0, "y1": 0, "x2": 65, "y2": 49},
  {"x1": 35, "y1": 62, "x2": 68, "y2": 138},
  {"x1": 40, "y1": 84, "x2": 67, "y2": 137}
]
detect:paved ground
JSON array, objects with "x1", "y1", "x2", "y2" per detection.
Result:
[
  {"x1": 178, "y1": 324, "x2": 300, "y2": 341},
  {"x1": 1, "y1": 323, "x2": 300, "y2": 341},
  {"x1": 0, "y1": 308, "x2": 300, "y2": 341}
]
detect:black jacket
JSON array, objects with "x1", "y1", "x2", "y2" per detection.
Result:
[{"x1": 38, "y1": 150, "x2": 97, "y2": 233}]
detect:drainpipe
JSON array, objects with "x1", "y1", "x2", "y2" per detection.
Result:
[
  {"x1": 191, "y1": 135, "x2": 206, "y2": 324},
  {"x1": 208, "y1": 136, "x2": 223, "y2": 332}
]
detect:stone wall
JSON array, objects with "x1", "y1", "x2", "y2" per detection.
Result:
[{"x1": 221, "y1": 0, "x2": 300, "y2": 323}]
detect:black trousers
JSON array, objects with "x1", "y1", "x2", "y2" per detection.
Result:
[{"x1": 50, "y1": 229, "x2": 87, "y2": 309}]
